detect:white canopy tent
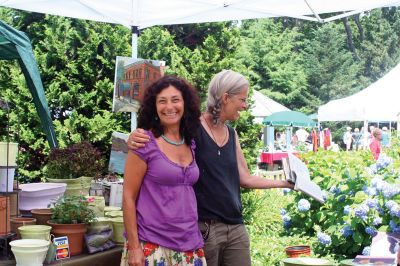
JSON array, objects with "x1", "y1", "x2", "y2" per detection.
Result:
[
  {"x1": 318, "y1": 62, "x2": 400, "y2": 122},
  {"x1": 1, "y1": 0, "x2": 399, "y2": 29},
  {"x1": 2, "y1": 0, "x2": 400, "y2": 129},
  {"x1": 251, "y1": 90, "x2": 289, "y2": 124}
]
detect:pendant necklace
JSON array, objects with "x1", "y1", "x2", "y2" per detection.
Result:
[
  {"x1": 202, "y1": 114, "x2": 227, "y2": 156},
  {"x1": 161, "y1": 134, "x2": 185, "y2": 146}
]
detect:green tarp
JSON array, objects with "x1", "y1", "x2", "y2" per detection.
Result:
[
  {"x1": 0, "y1": 20, "x2": 57, "y2": 148},
  {"x1": 262, "y1": 111, "x2": 317, "y2": 128}
]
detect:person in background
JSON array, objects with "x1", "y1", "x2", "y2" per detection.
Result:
[
  {"x1": 323, "y1": 128, "x2": 331, "y2": 150},
  {"x1": 343, "y1": 127, "x2": 353, "y2": 151},
  {"x1": 368, "y1": 125, "x2": 375, "y2": 146},
  {"x1": 369, "y1": 128, "x2": 382, "y2": 160},
  {"x1": 122, "y1": 76, "x2": 206, "y2": 266},
  {"x1": 311, "y1": 129, "x2": 318, "y2": 152},
  {"x1": 352, "y1": 128, "x2": 362, "y2": 151},
  {"x1": 381, "y1": 126, "x2": 390, "y2": 147},
  {"x1": 127, "y1": 70, "x2": 294, "y2": 266}
]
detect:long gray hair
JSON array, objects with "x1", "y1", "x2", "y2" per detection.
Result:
[{"x1": 206, "y1": 70, "x2": 249, "y2": 124}]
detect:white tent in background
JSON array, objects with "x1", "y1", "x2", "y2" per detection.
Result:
[
  {"x1": 318, "y1": 62, "x2": 400, "y2": 122},
  {"x1": 251, "y1": 90, "x2": 289, "y2": 124}
]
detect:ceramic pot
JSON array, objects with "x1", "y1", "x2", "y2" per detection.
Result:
[
  {"x1": 282, "y1": 258, "x2": 333, "y2": 266},
  {"x1": 104, "y1": 206, "x2": 121, "y2": 213},
  {"x1": 18, "y1": 225, "x2": 51, "y2": 241},
  {"x1": 285, "y1": 245, "x2": 311, "y2": 258},
  {"x1": 0, "y1": 142, "x2": 18, "y2": 167},
  {"x1": 31, "y1": 208, "x2": 53, "y2": 225},
  {"x1": 10, "y1": 217, "x2": 37, "y2": 238},
  {"x1": 111, "y1": 217, "x2": 125, "y2": 244},
  {"x1": 86, "y1": 196, "x2": 105, "y2": 217},
  {"x1": 48, "y1": 221, "x2": 87, "y2": 256},
  {"x1": 10, "y1": 239, "x2": 50, "y2": 266},
  {"x1": 88, "y1": 217, "x2": 112, "y2": 234},
  {"x1": 105, "y1": 210, "x2": 123, "y2": 218},
  {"x1": 47, "y1": 176, "x2": 92, "y2": 196},
  {"x1": 0, "y1": 166, "x2": 16, "y2": 192},
  {"x1": 19, "y1": 183, "x2": 66, "y2": 211}
]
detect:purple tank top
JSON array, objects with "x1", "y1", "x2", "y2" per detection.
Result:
[{"x1": 132, "y1": 130, "x2": 203, "y2": 251}]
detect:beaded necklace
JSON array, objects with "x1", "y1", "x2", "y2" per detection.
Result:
[{"x1": 161, "y1": 134, "x2": 185, "y2": 146}]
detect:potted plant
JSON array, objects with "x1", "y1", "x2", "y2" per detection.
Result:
[
  {"x1": 48, "y1": 195, "x2": 96, "y2": 256},
  {"x1": 45, "y1": 141, "x2": 105, "y2": 196}
]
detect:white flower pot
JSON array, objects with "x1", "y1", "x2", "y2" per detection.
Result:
[
  {"x1": 0, "y1": 142, "x2": 18, "y2": 166},
  {"x1": 0, "y1": 166, "x2": 16, "y2": 192},
  {"x1": 19, "y1": 183, "x2": 66, "y2": 211},
  {"x1": 10, "y1": 239, "x2": 50, "y2": 266}
]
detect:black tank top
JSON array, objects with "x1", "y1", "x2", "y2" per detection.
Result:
[{"x1": 194, "y1": 124, "x2": 243, "y2": 224}]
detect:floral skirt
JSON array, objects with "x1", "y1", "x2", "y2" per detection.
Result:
[{"x1": 121, "y1": 240, "x2": 206, "y2": 266}]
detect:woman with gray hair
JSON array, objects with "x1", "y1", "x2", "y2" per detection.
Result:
[{"x1": 128, "y1": 69, "x2": 294, "y2": 266}]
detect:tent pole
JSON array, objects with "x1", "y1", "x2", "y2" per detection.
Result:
[{"x1": 131, "y1": 26, "x2": 139, "y2": 132}]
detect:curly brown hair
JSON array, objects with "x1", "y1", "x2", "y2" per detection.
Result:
[{"x1": 137, "y1": 76, "x2": 201, "y2": 145}]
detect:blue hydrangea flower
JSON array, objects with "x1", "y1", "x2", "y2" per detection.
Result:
[
  {"x1": 371, "y1": 177, "x2": 384, "y2": 190},
  {"x1": 382, "y1": 184, "x2": 400, "y2": 199},
  {"x1": 341, "y1": 225, "x2": 353, "y2": 237},
  {"x1": 389, "y1": 220, "x2": 398, "y2": 230},
  {"x1": 329, "y1": 186, "x2": 341, "y2": 195},
  {"x1": 297, "y1": 199, "x2": 311, "y2": 212},
  {"x1": 389, "y1": 205, "x2": 400, "y2": 217},
  {"x1": 283, "y1": 220, "x2": 291, "y2": 229},
  {"x1": 343, "y1": 205, "x2": 352, "y2": 215},
  {"x1": 363, "y1": 186, "x2": 377, "y2": 196},
  {"x1": 282, "y1": 215, "x2": 291, "y2": 222},
  {"x1": 355, "y1": 204, "x2": 369, "y2": 221},
  {"x1": 362, "y1": 246, "x2": 371, "y2": 256},
  {"x1": 365, "y1": 226, "x2": 377, "y2": 236},
  {"x1": 389, "y1": 220, "x2": 400, "y2": 233},
  {"x1": 373, "y1": 217, "x2": 382, "y2": 226},
  {"x1": 386, "y1": 200, "x2": 398, "y2": 210},
  {"x1": 283, "y1": 188, "x2": 292, "y2": 195},
  {"x1": 317, "y1": 232, "x2": 331, "y2": 246},
  {"x1": 364, "y1": 198, "x2": 378, "y2": 209},
  {"x1": 280, "y1": 208, "x2": 287, "y2": 216}
]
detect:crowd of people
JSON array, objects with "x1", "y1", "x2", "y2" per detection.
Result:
[{"x1": 341, "y1": 125, "x2": 390, "y2": 159}]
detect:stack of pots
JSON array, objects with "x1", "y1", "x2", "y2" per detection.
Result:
[{"x1": 10, "y1": 217, "x2": 37, "y2": 238}]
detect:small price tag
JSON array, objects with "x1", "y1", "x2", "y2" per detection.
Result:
[{"x1": 54, "y1": 236, "x2": 70, "y2": 260}]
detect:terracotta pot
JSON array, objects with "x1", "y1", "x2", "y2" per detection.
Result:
[
  {"x1": 48, "y1": 221, "x2": 87, "y2": 256},
  {"x1": 0, "y1": 196, "x2": 10, "y2": 235},
  {"x1": 31, "y1": 208, "x2": 52, "y2": 225},
  {"x1": 285, "y1": 245, "x2": 311, "y2": 258},
  {"x1": 10, "y1": 217, "x2": 37, "y2": 238}
]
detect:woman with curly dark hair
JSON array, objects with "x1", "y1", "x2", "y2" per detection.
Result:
[{"x1": 122, "y1": 76, "x2": 206, "y2": 266}]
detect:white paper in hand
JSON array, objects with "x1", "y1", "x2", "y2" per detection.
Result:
[{"x1": 287, "y1": 153, "x2": 325, "y2": 203}]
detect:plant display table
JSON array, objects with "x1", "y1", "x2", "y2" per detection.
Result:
[{"x1": 44, "y1": 246, "x2": 123, "y2": 266}]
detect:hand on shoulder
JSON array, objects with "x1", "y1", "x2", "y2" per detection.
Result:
[{"x1": 127, "y1": 128, "x2": 150, "y2": 150}]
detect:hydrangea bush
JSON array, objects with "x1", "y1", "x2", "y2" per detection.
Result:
[{"x1": 281, "y1": 140, "x2": 400, "y2": 259}]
